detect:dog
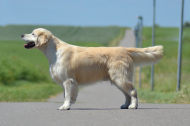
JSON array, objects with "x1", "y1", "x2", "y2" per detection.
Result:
[{"x1": 21, "y1": 28, "x2": 163, "y2": 110}]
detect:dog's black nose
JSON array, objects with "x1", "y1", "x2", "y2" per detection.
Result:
[{"x1": 21, "y1": 34, "x2": 24, "y2": 38}]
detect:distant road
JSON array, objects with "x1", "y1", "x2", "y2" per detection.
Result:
[
  {"x1": 118, "y1": 29, "x2": 135, "y2": 47},
  {"x1": 1, "y1": 29, "x2": 190, "y2": 126}
]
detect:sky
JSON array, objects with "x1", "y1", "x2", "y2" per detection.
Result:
[{"x1": 0, "y1": 0, "x2": 190, "y2": 27}]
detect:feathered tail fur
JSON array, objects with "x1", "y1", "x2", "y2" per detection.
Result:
[{"x1": 127, "y1": 45, "x2": 163, "y2": 66}]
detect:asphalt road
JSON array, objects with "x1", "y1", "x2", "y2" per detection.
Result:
[
  {"x1": 1, "y1": 30, "x2": 190, "y2": 126},
  {"x1": 1, "y1": 102, "x2": 190, "y2": 126}
]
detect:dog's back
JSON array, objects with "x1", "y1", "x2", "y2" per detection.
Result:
[{"x1": 68, "y1": 46, "x2": 163, "y2": 85}]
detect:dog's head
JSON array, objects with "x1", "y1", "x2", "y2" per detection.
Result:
[{"x1": 21, "y1": 28, "x2": 52, "y2": 49}]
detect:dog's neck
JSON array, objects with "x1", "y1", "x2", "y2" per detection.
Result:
[{"x1": 38, "y1": 36, "x2": 68, "y2": 64}]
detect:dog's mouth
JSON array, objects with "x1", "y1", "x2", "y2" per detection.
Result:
[{"x1": 24, "y1": 42, "x2": 35, "y2": 49}]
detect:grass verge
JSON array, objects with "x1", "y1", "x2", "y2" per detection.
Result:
[
  {"x1": 0, "y1": 81, "x2": 62, "y2": 102},
  {"x1": 135, "y1": 27, "x2": 190, "y2": 104}
]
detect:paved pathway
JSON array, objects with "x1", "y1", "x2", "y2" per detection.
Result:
[
  {"x1": 1, "y1": 30, "x2": 190, "y2": 126},
  {"x1": 1, "y1": 102, "x2": 190, "y2": 126}
]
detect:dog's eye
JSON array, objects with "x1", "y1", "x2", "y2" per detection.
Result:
[{"x1": 32, "y1": 33, "x2": 35, "y2": 35}]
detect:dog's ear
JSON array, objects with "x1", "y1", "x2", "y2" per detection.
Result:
[{"x1": 37, "y1": 32, "x2": 52, "y2": 46}]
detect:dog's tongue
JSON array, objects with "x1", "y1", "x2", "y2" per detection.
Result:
[
  {"x1": 23, "y1": 42, "x2": 35, "y2": 49},
  {"x1": 23, "y1": 44, "x2": 27, "y2": 47}
]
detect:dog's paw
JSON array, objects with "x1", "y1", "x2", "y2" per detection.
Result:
[
  {"x1": 120, "y1": 104, "x2": 128, "y2": 109},
  {"x1": 128, "y1": 104, "x2": 138, "y2": 109},
  {"x1": 58, "y1": 105, "x2": 70, "y2": 110}
]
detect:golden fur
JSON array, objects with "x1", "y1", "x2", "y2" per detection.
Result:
[{"x1": 22, "y1": 28, "x2": 163, "y2": 110}]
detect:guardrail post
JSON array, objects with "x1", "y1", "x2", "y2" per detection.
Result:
[
  {"x1": 151, "y1": 0, "x2": 156, "y2": 91},
  {"x1": 177, "y1": 0, "x2": 184, "y2": 91},
  {"x1": 133, "y1": 24, "x2": 140, "y2": 86},
  {"x1": 138, "y1": 16, "x2": 143, "y2": 89}
]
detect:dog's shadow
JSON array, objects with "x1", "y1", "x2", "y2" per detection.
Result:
[
  {"x1": 71, "y1": 108, "x2": 119, "y2": 110},
  {"x1": 70, "y1": 108, "x2": 159, "y2": 110},
  {"x1": 70, "y1": 107, "x2": 190, "y2": 110}
]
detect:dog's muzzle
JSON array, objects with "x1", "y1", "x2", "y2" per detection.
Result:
[{"x1": 21, "y1": 35, "x2": 36, "y2": 49}]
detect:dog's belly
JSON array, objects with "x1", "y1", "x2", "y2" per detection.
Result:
[
  {"x1": 50, "y1": 68, "x2": 109, "y2": 86},
  {"x1": 74, "y1": 67, "x2": 110, "y2": 85},
  {"x1": 49, "y1": 58, "x2": 110, "y2": 86}
]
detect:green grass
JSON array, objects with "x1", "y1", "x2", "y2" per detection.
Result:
[
  {"x1": 0, "y1": 81, "x2": 62, "y2": 102},
  {"x1": 0, "y1": 25, "x2": 125, "y2": 102},
  {"x1": 0, "y1": 56, "x2": 49, "y2": 84},
  {"x1": 135, "y1": 27, "x2": 190, "y2": 104},
  {"x1": 138, "y1": 89, "x2": 175, "y2": 103}
]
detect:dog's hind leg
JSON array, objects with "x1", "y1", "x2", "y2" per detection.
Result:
[
  {"x1": 109, "y1": 61, "x2": 138, "y2": 109},
  {"x1": 127, "y1": 88, "x2": 138, "y2": 109},
  {"x1": 113, "y1": 79, "x2": 138, "y2": 109},
  {"x1": 58, "y1": 78, "x2": 78, "y2": 110},
  {"x1": 120, "y1": 90, "x2": 131, "y2": 109}
]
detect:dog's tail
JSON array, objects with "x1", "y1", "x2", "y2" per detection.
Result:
[{"x1": 127, "y1": 45, "x2": 163, "y2": 67}]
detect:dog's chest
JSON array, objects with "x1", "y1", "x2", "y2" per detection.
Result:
[
  {"x1": 49, "y1": 51, "x2": 67, "y2": 85},
  {"x1": 49, "y1": 62, "x2": 68, "y2": 86}
]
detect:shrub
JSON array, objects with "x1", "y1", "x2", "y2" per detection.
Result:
[
  {"x1": 184, "y1": 21, "x2": 190, "y2": 28},
  {"x1": 172, "y1": 84, "x2": 190, "y2": 104},
  {"x1": 0, "y1": 57, "x2": 49, "y2": 85}
]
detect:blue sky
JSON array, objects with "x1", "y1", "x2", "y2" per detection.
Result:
[{"x1": 1, "y1": 0, "x2": 190, "y2": 27}]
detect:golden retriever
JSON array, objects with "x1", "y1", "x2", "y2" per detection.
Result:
[{"x1": 21, "y1": 28, "x2": 163, "y2": 110}]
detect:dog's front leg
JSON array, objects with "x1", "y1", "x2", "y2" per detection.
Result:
[{"x1": 59, "y1": 78, "x2": 78, "y2": 110}]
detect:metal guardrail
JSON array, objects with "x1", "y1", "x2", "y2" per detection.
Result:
[{"x1": 133, "y1": 0, "x2": 184, "y2": 92}]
